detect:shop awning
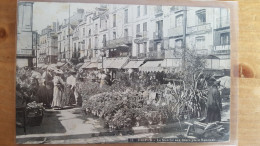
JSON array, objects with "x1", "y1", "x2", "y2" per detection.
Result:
[
  {"x1": 76, "y1": 62, "x2": 84, "y2": 69},
  {"x1": 124, "y1": 60, "x2": 144, "y2": 69},
  {"x1": 85, "y1": 62, "x2": 99, "y2": 69},
  {"x1": 41, "y1": 64, "x2": 48, "y2": 69},
  {"x1": 139, "y1": 60, "x2": 163, "y2": 72},
  {"x1": 56, "y1": 62, "x2": 66, "y2": 67},
  {"x1": 103, "y1": 57, "x2": 129, "y2": 69},
  {"x1": 103, "y1": 58, "x2": 114, "y2": 68},
  {"x1": 80, "y1": 62, "x2": 91, "y2": 69}
]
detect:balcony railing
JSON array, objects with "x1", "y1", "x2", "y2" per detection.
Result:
[
  {"x1": 213, "y1": 45, "x2": 230, "y2": 55},
  {"x1": 153, "y1": 31, "x2": 163, "y2": 40},
  {"x1": 216, "y1": 17, "x2": 230, "y2": 29},
  {"x1": 107, "y1": 36, "x2": 133, "y2": 48},
  {"x1": 136, "y1": 31, "x2": 148, "y2": 39},
  {"x1": 187, "y1": 23, "x2": 211, "y2": 34},
  {"x1": 136, "y1": 32, "x2": 142, "y2": 38},
  {"x1": 168, "y1": 26, "x2": 184, "y2": 37},
  {"x1": 137, "y1": 52, "x2": 146, "y2": 58},
  {"x1": 212, "y1": 49, "x2": 230, "y2": 55},
  {"x1": 138, "y1": 50, "x2": 165, "y2": 59}
]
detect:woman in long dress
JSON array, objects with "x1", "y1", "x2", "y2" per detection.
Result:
[
  {"x1": 99, "y1": 71, "x2": 107, "y2": 88},
  {"x1": 51, "y1": 69, "x2": 65, "y2": 109},
  {"x1": 36, "y1": 69, "x2": 53, "y2": 108}
]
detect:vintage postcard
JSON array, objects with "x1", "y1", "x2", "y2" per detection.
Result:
[{"x1": 16, "y1": 0, "x2": 235, "y2": 144}]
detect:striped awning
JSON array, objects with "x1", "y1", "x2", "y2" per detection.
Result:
[
  {"x1": 56, "y1": 62, "x2": 66, "y2": 67},
  {"x1": 103, "y1": 57, "x2": 129, "y2": 69},
  {"x1": 139, "y1": 60, "x2": 163, "y2": 72},
  {"x1": 85, "y1": 62, "x2": 98, "y2": 69},
  {"x1": 80, "y1": 62, "x2": 91, "y2": 69},
  {"x1": 123, "y1": 60, "x2": 144, "y2": 69}
]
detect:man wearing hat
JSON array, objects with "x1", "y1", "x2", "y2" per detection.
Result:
[{"x1": 205, "y1": 79, "x2": 222, "y2": 123}]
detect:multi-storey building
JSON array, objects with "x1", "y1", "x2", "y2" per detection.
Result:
[
  {"x1": 42, "y1": 4, "x2": 230, "y2": 71},
  {"x1": 57, "y1": 8, "x2": 85, "y2": 63},
  {"x1": 17, "y1": 2, "x2": 35, "y2": 67},
  {"x1": 132, "y1": 5, "x2": 151, "y2": 58},
  {"x1": 213, "y1": 8, "x2": 230, "y2": 69},
  {"x1": 83, "y1": 12, "x2": 95, "y2": 60},
  {"x1": 32, "y1": 31, "x2": 39, "y2": 66},
  {"x1": 105, "y1": 4, "x2": 134, "y2": 58},
  {"x1": 38, "y1": 24, "x2": 58, "y2": 65}
]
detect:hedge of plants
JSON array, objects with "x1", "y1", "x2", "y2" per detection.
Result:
[
  {"x1": 82, "y1": 91, "x2": 168, "y2": 130},
  {"x1": 80, "y1": 79, "x2": 209, "y2": 130}
]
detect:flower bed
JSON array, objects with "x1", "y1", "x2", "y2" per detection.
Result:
[{"x1": 82, "y1": 83, "x2": 209, "y2": 130}]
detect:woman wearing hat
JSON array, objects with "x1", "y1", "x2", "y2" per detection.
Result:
[
  {"x1": 205, "y1": 80, "x2": 222, "y2": 123},
  {"x1": 37, "y1": 68, "x2": 54, "y2": 108},
  {"x1": 51, "y1": 69, "x2": 65, "y2": 109}
]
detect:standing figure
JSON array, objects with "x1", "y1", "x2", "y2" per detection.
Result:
[
  {"x1": 36, "y1": 68, "x2": 53, "y2": 108},
  {"x1": 52, "y1": 69, "x2": 65, "y2": 109},
  {"x1": 206, "y1": 80, "x2": 222, "y2": 123},
  {"x1": 42, "y1": 68, "x2": 54, "y2": 105},
  {"x1": 66, "y1": 70, "x2": 77, "y2": 106},
  {"x1": 99, "y1": 70, "x2": 107, "y2": 88}
]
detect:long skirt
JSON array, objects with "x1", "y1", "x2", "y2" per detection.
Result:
[
  {"x1": 100, "y1": 79, "x2": 105, "y2": 88},
  {"x1": 51, "y1": 86, "x2": 64, "y2": 108},
  {"x1": 64, "y1": 86, "x2": 75, "y2": 106},
  {"x1": 36, "y1": 85, "x2": 52, "y2": 107},
  {"x1": 205, "y1": 106, "x2": 221, "y2": 123}
]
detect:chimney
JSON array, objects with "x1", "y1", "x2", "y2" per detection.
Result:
[
  {"x1": 53, "y1": 22, "x2": 56, "y2": 32},
  {"x1": 57, "y1": 21, "x2": 59, "y2": 31}
]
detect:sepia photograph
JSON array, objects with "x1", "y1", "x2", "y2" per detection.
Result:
[{"x1": 16, "y1": 1, "x2": 231, "y2": 144}]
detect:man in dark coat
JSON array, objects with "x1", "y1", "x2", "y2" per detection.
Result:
[{"x1": 206, "y1": 80, "x2": 222, "y2": 123}]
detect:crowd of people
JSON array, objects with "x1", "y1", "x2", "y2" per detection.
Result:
[
  {"x1": 16, "y1": 65, "x2": 83, "y2": 110},
  {"x1": 16, "y1": 63, "x2": 225, "y2": 123}
]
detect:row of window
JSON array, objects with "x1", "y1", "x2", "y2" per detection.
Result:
[
  {"x1": 58, "y1": 32, "x2": 229, "y2": 58},
  {"x1": 137, "y1": 5, "x2": 148, "y2": 17},
  {"x1": 68, "y1": 8, "x2": 206, "y2": 41}
]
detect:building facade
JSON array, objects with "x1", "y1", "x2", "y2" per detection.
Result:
[
  {"x1": 17, "y1": 2, "x2": 34, "y2": 67},
  {"x1": 57, "y1": 8, "x2": 85, "y2": 63},
  {"x1": 38, "y1": 4, "x2": 230, "y2": 70},
  {"x1": 38, "y1": 24, "x2": 58, "y2": 65}
]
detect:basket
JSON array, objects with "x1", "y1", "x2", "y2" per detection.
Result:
[{"x1": 26, "y1": 108, "x2": 44, "y2": 126}]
